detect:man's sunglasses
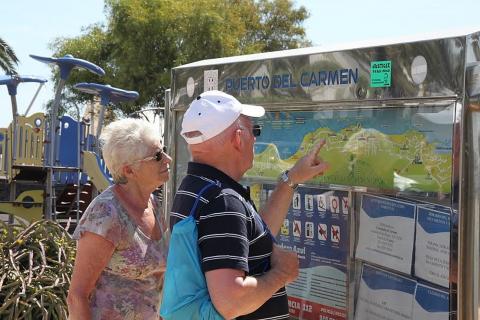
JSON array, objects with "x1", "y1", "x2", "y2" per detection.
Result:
[
  {"x1": 252, "y1": 124, "x2": 261, "y2": 137},
  {"x1": 238, "y1": 124, "x2": 261, "y2": 137}
]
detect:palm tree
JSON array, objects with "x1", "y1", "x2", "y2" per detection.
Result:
[{"x1": 0, "y1": 37, "x2": 18, "y2": 75}]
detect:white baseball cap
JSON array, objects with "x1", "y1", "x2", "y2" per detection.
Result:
[{"x1": 181, "y1": 90, "x2": 265, "y2": 144}]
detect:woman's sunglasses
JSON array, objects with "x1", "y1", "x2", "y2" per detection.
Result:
[{"x1": 133, "y1": 146, "x2": 168, "y2": 163}]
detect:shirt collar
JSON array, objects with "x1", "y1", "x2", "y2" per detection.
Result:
[{"x1": 187, "y1": 162, "x2": 252, "y2": 201}]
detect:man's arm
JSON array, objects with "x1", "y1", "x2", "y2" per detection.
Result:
[
  {"x1": 260, "y1": 140, "x2": 329, "y2": 235},
  {"x1": 205, "y1": 245, "x2": 298, "y2": 319}
]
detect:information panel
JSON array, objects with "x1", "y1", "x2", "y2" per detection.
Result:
[
  {"x1": 246, "y1": 106, "x2": 453, "y2": 194},
  {"x1": 260, "y1": 184, "x2": 350, "y2": 320},
  {"x1": 242, "y1": 105, "x2": 456, "y2": 320}
]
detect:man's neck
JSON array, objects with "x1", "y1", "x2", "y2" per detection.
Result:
[{"x1": 192, "y1": 156, "x2": 243, "y2": 182}]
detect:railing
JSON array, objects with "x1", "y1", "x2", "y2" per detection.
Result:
[
  {"x1": 12, "y1": 112, "x2": 45, "y2": 168},
  {"x1": 0, "y1": 128, "x2": 8, "y2": 179}
]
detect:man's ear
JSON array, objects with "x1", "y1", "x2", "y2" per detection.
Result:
[{"x1": 231, "y1": 128, "x2": 243, "y2": 151}]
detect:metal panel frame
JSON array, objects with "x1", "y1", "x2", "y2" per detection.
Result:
[{"x1": 166, "y1": 30, "x2": 480, "y2": 320}]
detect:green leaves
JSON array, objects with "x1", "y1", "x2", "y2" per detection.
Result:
[
  {"x1": 0, "y1": 37, "x2": 19, "y2": 75},
  {"x1": 0, "y1": 220, "x2": 76, "y2": 320},
  {"x1": 50, "y1": 0, "x2": 310, "y2": 115}
]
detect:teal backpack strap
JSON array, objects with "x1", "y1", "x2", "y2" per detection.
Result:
[{"x1": 188, "y1": 180, "x2": 221, "y2": 219}]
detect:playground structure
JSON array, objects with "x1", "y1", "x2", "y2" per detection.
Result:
[{"x1": 0, "y1": 55, "x2": 140, "y2": 232}]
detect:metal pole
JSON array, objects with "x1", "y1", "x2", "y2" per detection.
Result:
[
  {"x1": 24, "y1": 82, "x2": 45, "y2": 116},
  {"x1": 96, "y1": 104, "x2": 106, "y2": 140},
  {"x1": 8, "y1": 95, "x2": 18, "y2": 225},
  {"x1": 75, "y1": 105, "x2": 81, "y2": 224},
  {"x1": 8, "y1": 181, "x2": 16, "y2": 225},
  {"x1": 10, "y1": 96, "x2": 18, "y2": 163},
  {"x1": 45, "y1": 78, "x2": 66, "y2": 220}
]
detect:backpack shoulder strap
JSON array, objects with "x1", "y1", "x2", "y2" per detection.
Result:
[{"x1": 188, "y1": 180, "x2": 222, "y2": 219}]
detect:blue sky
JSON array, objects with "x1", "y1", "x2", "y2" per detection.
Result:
[
  {"x1": 0, "y1": 1, "x2": 105, "y2": 127},
  {"x1": 1, "y1": 0, "x2": 479, "y2": 127}
]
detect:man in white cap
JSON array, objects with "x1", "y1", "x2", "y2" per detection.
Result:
[{"x1": 170, "y1": 90, "x2": 329, "y2": 319}]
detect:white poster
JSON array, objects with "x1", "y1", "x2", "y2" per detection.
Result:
[
  {"x1": 414, "y1": 205, "x2": 451, "y2": 288},
  {"x1": 412, "y1": 283, "x2": 449, "y2": 320},
  {"x1": 356, "y1": 194, "x2": 416, "y2": 274},
  {"x1": 355, "y1": 264, "x2": 416, "y2": 320}
]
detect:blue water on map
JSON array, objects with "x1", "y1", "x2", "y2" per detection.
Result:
[{"x1": 254, "y1": 107, "x2": 454, "y2": 159}]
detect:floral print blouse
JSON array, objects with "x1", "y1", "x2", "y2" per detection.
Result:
[{"x1": 73, "y1": 186, "x2": 169, "y2": 320}]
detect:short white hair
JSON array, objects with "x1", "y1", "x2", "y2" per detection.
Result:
[
  {"x1": 99, "y1": 118, "x2": 162, "y2": 183},
  {"x1": 188, "y1": 117, "x2": 243, "y2": 160}
]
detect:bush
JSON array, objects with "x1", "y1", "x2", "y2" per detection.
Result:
[{"x1": 0, "y1": 219, "x2": 76, "y2": 319}]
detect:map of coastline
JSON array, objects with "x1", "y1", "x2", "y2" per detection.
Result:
[{"x1": 245, "y1": 108, "x2": 453, "y2": 193}]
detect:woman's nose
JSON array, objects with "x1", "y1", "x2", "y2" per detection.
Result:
[{"x1": 163, "y1": 153, "x2": 173, "y2": 164}]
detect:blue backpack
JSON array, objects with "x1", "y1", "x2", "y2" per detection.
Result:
[{"x1": 160, "y1": 181, "x2": 224, "y2": 320}]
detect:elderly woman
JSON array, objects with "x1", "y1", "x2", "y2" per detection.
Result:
[{"x1": 67, "y1": 118, "x2": 171, "y2": 320}]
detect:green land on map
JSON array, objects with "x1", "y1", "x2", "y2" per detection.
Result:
[{"x1": 246, "y1": 124, "x2": 452, "y2": 193}]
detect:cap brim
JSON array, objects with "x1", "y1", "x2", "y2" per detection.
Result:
[{"x1": 240, "y1": 104, "x2": 265, "y2": 118}]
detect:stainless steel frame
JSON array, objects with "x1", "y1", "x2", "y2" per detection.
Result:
[
  {"x1": 166, "y1": 29, "x2": 480, "y2": 320},
  {"x1": 458, "y1": 31, "x2": 480, "y2": 320}
]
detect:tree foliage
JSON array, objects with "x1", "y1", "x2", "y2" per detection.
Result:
[
  {"x1": 50, "y1": 0, "x2": 310, "y2": 115},
  {"x1": 0, "y1": 37, "x2": 19, "y2": 75}
]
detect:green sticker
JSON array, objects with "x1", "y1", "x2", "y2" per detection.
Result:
[{"x1": 370, "y1": 60, "x2": 392, "y2": 87}]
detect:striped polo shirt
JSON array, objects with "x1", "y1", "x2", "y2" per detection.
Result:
[{"x1": 170, "y1": 162, "x2": 289, "y2": 320}]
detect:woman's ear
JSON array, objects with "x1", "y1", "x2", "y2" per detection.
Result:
[{"x1": 121, "y1": 164, "x2": 135, "y2": 180}]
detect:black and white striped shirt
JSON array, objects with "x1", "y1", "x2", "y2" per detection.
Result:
[{"x1": 170, "y1": 162, "x2": 289, "y2": 320}]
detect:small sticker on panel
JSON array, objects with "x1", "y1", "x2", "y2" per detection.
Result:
[
  {"x1": 186, "y1": 77, "x2": 195, "y2": 97},
  {"x1": 305, "y1": 194, "x2": 313, "y2": 211},
  {"x1": 370, "y1": 60, "x2": 391, "y2": 88},
  {"x1": 318, "y1": 223, "x2": 328, "y2": 241},
  {"x1": 411, "y1": 55, "x2": 428, "y2": 85},
  {"x1": 293, "y1": 220, "x2": 302, "y2": 237},
  {"x1": 204, "y1": 70, "x2": 218, "y2": 91},
  {"x1": 292, "y1": 192, "x2": 301, "y2": 209}
]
